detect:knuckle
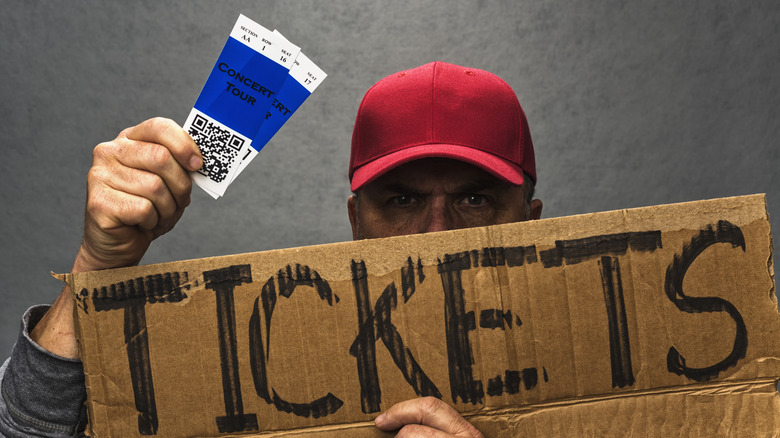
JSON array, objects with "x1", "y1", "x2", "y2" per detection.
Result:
[
  {"x1": 181, "y1": 175, "x2": 192, "y2": 193},
  {"x1": 150, "y1": 116, "x2": 174, "y2": 126},
  {"x1": 117, "y1": 126, "x2": 133, "y2": 139},
  {"x1": 148, "y1": 145, "x2": 175, "y2": 171},
  {"x1": 92, "y1": 142, "x2": 113, "y2": 162},
  {"x1": 146, "y1": 174, "x2": 167, "y2": 197},
  {"x1": 91, "y1": 214, "x2": 114, "y2": 233},
  {"x1": 419, "y1": 396, "x2": 443, "y2": 416},
  {"x1": 86, "y1": 166, "x2": 102, "y2": 185},
  {"x1": 85, "y1": 188, "x2": 105, "y2": 215},
  {"x1": 146, "y1": 116, "x2": 165, "y2": 129},
  {"x1": 176, "y1": 177, "x2": 193, "y2": 203},
  {"x1": 148, "y1": 116, "x2": 176, "y2": 135},
  {"x1": 85, "y1": 190, "x2": 114, "y2": 230},
  {"x1": 87, "y1": 164, "x2": 112, "y2": 183},
  {"x1": 134, "y1": 197, "x2": 157, "y2": 220}
]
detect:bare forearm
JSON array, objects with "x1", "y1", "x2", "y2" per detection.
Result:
[
  {"x1": 29, "y1": 285, "x2": 78, "y2": 359},
  {"x1": 29, "y1": 243, "x2": 124, "y2": 359}
]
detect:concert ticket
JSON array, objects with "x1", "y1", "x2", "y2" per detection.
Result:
[{"x1": 183, "y1": 14, "x2": 325, "y2": 198}]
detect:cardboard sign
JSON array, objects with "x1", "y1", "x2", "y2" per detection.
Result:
[{"x1": 67, "y1": 195, "x2": 780, "y2": 437}]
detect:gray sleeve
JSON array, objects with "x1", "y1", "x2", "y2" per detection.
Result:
[{"x1": 0, "y1": 305, "x2": 87, "y2": 437}]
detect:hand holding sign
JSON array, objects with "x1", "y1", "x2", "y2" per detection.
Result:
[{"x1": 375, "y1": 397, "x2": 484, "y2": 438}]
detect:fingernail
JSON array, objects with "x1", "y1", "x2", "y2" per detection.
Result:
[
  {"x1": 189, "y1": 155, "x2": 203, "y2": 171},
  {"x1": 375, "y1": 413, "x2": 386, "y2": 425}
]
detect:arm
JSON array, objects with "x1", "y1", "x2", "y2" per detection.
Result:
[
  {"x1": 0, "y1": 306, "x2": 86, "y2": 437},
  {"x1": 31, "y1": 117, "x2": 203, "y2": 359},
  {"x1": 375, "y1": 397, "x2": 484, "y2": 438},
  {"x1": 0, "y1": 118, "x2": 202, "y2": 436}
]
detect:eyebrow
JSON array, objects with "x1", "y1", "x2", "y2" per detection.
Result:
[
  {"x1": 454, "y1": 179, "x2": 502, "y2": 193},
  {"x1": 379, "y1": 179, "x2": 502, "y2": 195},
  {"x1": 380, "y1": 182, "x2": 421, "y2": 195}
]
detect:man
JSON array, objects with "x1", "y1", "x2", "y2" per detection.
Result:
[{"x1": 0, "y1": 61, "x2": 541, "y2": 437}]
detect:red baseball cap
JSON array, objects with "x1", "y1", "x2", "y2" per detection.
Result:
[{"x1": 349, "y1": 61, "x2": 536, "y2": 192}]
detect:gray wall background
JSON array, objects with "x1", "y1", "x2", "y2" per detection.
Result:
[{"x1": 1, "y1": 1, "x2": 778, "y2": 365}]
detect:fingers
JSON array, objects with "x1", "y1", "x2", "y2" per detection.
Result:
[
  {"x1": 375, "y1": 397, "x2": 483, "y2": 438},
  {"x1": 87, "y1": 181, "x2": 159, "y2": 232},
  {"x1": 79, "y1": 117, "x2": 200, "y2": 271},
  {"x1": 118, "y1": 117, "x2": 200, "y2": 206},
  {"x1": 93, "y1": 117, "x2": 198, "y2": 211},
  {"x1": 122, "y1": 117, "x2": 203, "y2": 172},
  {"x1": 92, "y1": 138, "x2": 190, "y2": 212}
]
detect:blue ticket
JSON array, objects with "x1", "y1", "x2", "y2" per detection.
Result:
[
  {"x1": 231, "y1": 37, "x2": 327, "y2": 182},
  {"x1": 254, "y1": 33, "x2": 327, "y2": 151},
  {"x1": 185, "y1": 14, "x2": 300, "y2": 198}
]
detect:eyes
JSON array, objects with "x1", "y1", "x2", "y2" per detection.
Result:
[
  {"x1": 462, "y1": 194, "x2": 488, "y2": 206},
  {"x1": 388, "y1": 194, "x2": 490, "y2": 208},
  {"x1": 389, "y1": 194, "x2": 414, "y2": 206}
]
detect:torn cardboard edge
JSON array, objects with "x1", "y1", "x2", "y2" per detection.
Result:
[
  {"x1": 201, "y1": 380, "x2": 780, "y2": 437},
  {"x1": 67, "y1": 194, "x2": 780, "y2": 437}
]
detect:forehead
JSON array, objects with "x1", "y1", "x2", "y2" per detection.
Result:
[{"x1": 363, "y1": 158, "x2": 513, "y2": 192}]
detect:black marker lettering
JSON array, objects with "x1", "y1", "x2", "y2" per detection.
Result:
[
  {"x1": 203, "y1": 265, "x2": 258, "y2": 433},
  {"x1": 479, "y1": 309, "x2": 513, "y2": 330},
  {"x1": 401, "y1": 256, "x2": 425, "y2": 303},
  {"x1": 486, "y1": 370, "x2": 521, "y2": 396},
  {"x1": 434, "y1": 246, "x2": 539, "y2": 404},
  {"x1": 349, "y1": 260, "x2": 381, "y2": 413},
  {"x1": 504, "y1": 245, "x2": 538, "y2": 267},
  {"x1": 486, "y1": 375, "x2": 503, "y2": 396},
  {"x1": 485, "y1": 368, "x2": 537, "y2": 397},
  {"x1": 503, "y1": 370, "x2": 521, "y2": 393},
  {"x1": 92, "y1": 272, "x2": 190, "y2": 435},
  {"x1": 536, "y1": 232, "x2": 663, "y2": 387},
  {"x1": 374, "y1": 282, "x2": 442, "y2": 398},
  {"x1": 598, "y1": 256, "x2": 635, "y2": 388},
  {"x1": 479, "y1": 247, "x2": 504, "y2": 267},
  {"x1": 539, "y1": 231, "x2": 662, "y2": 268},
  {"x1": 248, "y1": 264, "x2": 343, "y2": 418},
  {"x1": 349, "y1": 260, "x2": 441, "y2": 413},
  {"x1": 521, "y1": 367, "x2": 538, "y2": 390},
  {"x1": 665, "y1": 221, "x2": 748, "y2": 381},
  {"x1": 438, "y1": 252, "x2": 483, "y2": 404}
]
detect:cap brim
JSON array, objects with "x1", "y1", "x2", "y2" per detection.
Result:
[{"x1": 350, "y1": 144, "x2": 526, "y2": 192}]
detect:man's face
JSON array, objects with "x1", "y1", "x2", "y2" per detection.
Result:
[{"x1": 348, "y1": 158, "x2": 542, "y2": 240}]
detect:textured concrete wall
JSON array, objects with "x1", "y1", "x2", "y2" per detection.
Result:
[{"x1": 1, "y1": 1, "x2": 778, "y2": 361}]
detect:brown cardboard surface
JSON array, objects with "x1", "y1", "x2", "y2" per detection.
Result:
[{"x1": 67, "y1": 194, "x2": 780, "y2": 437}]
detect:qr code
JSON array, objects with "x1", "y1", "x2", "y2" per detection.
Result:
[{"x1": 188, "y1": 114, "x2": 245, "y2": 183}]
